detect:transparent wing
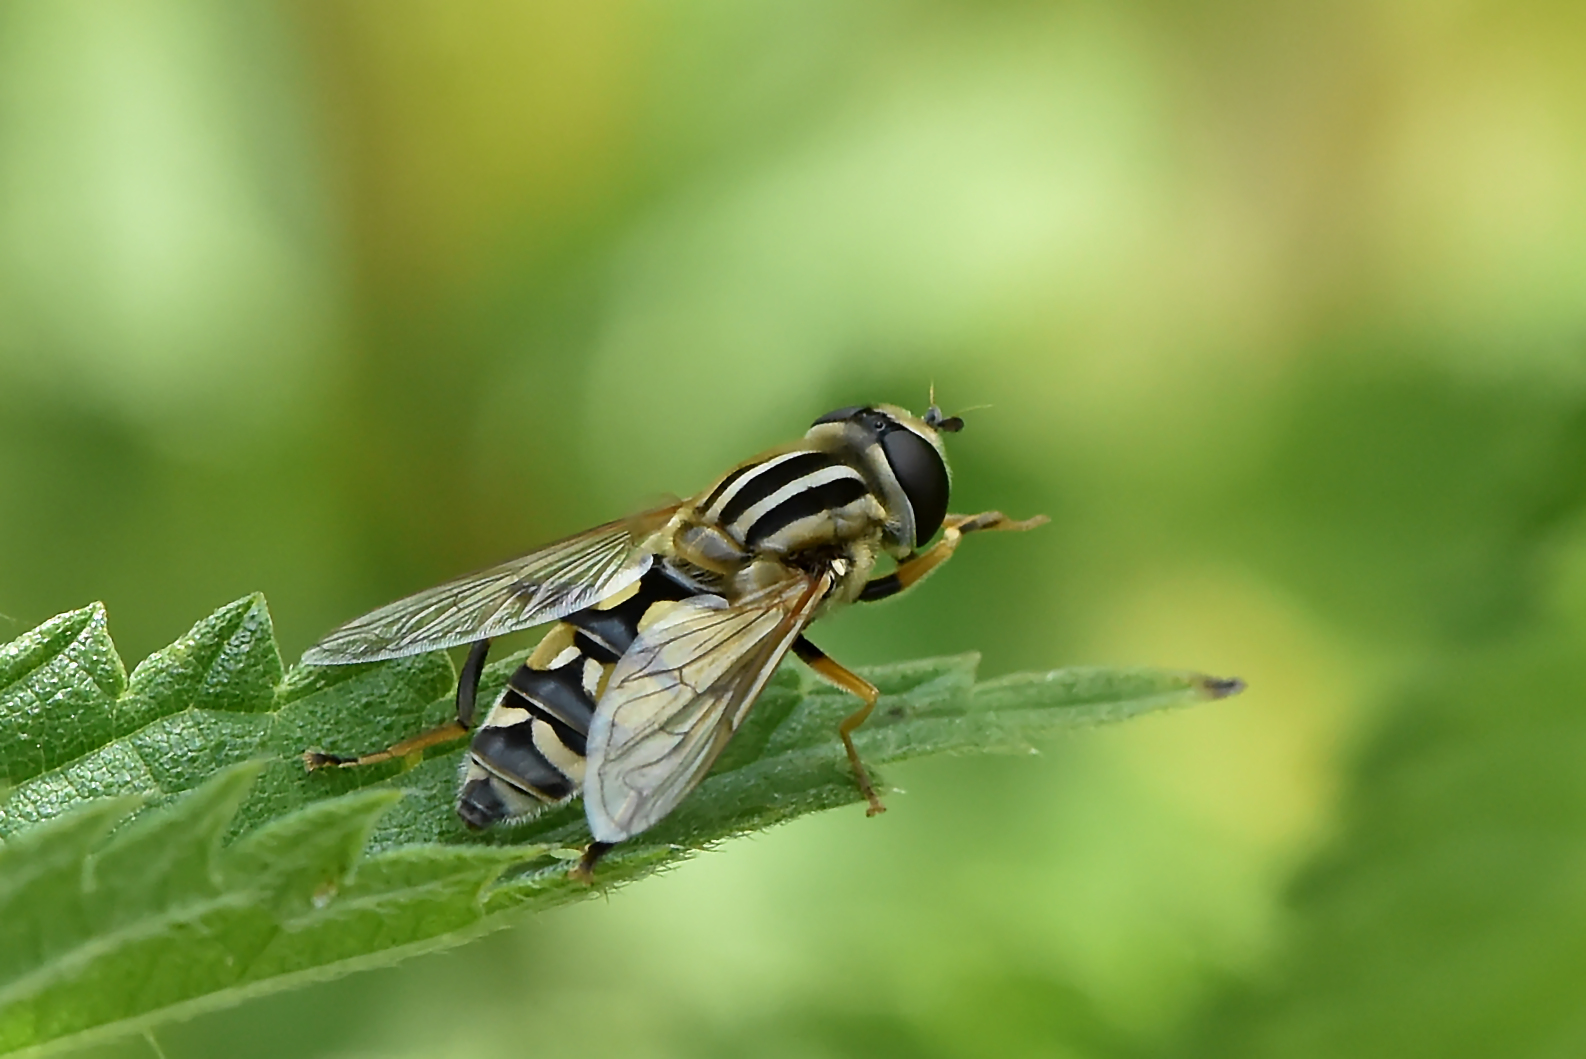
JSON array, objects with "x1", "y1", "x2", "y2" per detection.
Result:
[
  {"x1": 583, "y1": 571, "x2": 831, "y2": 843},
  {"x1": 302, "y1": 508, "x2": 678, "y2": 664}
]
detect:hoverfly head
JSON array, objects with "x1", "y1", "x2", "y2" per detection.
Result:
[{"x1": 809, "y1": 403, "x2": 952, "y2": 546}]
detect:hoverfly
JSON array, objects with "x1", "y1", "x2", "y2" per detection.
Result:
[{"x1": 303, "y1": 401, "x2": 1045, "y2": 877}]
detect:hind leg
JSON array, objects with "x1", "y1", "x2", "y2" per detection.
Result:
[{"x1": 303, "y1": 640, "x2": 490, "y2": 770}]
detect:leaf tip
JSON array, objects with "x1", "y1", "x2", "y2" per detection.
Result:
[{"x1": 1196, "y1": 674, "x2": 1247, "y2": 699}]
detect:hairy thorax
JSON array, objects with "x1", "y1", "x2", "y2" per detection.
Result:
[{"x1": 659, "y1": 503, "x2": 887, "y2": 608}]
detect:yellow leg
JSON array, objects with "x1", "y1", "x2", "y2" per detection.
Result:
[
  {"x1": 303, "y1": 719, "x2": 469, "y2": 771},
  {"x1": 907, "y1": 510, "x2": 1047, "y2": 586},
  {"x1": 815, "y1": 509, "x2": 1046, "y2": 805},
  {"x1": 796, "y1": 644, "x2": 887, "y2": 816},
  {"x1": 862, "y1": 510, "x2": 1048, "y2": 602}
]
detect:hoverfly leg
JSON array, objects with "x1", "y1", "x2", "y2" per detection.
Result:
[
  {"x1": 793, "y1": 637, "x2": 886, "y2": 816},
  {"x1": 455, "y1": 638, "x2": 492, "y2": 729},
  {"x1": 947, "y1": 510, "x2": 1049, "y2": 536},
  {"x1": 303, "y1": 719, "x2": 469, "y2": 771},
  {"x1": 571, "y1": 841, "x2": 616, "y2": 885},
  {"x1": 302, "y1": 639, "x2": 491, "y2": 772},
  {"x1": 856, "y1": 570, "x2": 905, "y2": 602},
  {"x1": 858, "y1": 510, "x2": 1049, "y2": 604}
]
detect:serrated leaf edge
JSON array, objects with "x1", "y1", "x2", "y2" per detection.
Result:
[{"x1": 0, "y1": 596, "x2": 1242, "y2": 1056}]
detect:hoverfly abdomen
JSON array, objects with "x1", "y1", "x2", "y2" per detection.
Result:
[
  {"x1": 506, "y1": 667, "x2": 595, "y2": 744},
  {"x1": 564, "y1": 568, "x2": 693, "y2": 661},
  {"x1": 457, "y1": 565, "x2": 700, "y2": 829}
]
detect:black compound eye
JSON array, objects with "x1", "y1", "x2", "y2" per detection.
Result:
[
  {"x1": 812, "y1": 405, "x2": 865, "y2": 427},
  {"x1": 880, "y1": 429, "x2": 950, "y2": 545}
]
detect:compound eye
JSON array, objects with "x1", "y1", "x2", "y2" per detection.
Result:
[
  {"x1": 812, "y1": 405, "x2": 865, "y2": 427},
  {"x1": 880, "y1": 429, "x2": 950, "y2": 545}
]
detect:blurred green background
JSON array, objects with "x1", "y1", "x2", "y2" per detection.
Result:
[{"x1": 3, "y1": 1, "x2": 1586, "y2": 1057}]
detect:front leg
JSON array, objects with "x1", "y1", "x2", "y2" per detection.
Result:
[{"x1": 859, "y1": 510, "x2": 1047, "y2": 602}]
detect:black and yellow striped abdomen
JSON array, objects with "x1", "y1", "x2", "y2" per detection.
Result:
[{"x1": 456, "y1": 565, "x2": 698, "y2": 828}]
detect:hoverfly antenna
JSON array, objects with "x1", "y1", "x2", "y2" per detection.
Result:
[
  {"x1": 923, "y1": 405, "x2": 963, "y2": 433},
  {"x1": 924, "y1": 393, "x2": 970, "y2": 434},
  {"x1": 924, "y1": 384, "x2": 954, "y2": 433},
  {"x1": 937, "y1": 401, "x2": 989, "y2": 434}
]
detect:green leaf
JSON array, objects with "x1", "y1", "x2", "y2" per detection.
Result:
[{"x1": 0, "y1": 595, "x2": 1238, "y2": 1056}]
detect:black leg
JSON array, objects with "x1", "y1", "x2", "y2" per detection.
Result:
[
  {"x1": 572, "y1": 841, "x2": 615, "y2": 884},
  {"x1": 456, "y1": 638, "x2": 492, "y2": 729},
  {"x1": 858, "y1": 572, "x2": 904, "y2": 602},
  {"x1": 792, "y1": 635, "x2": 826, "y2": 665}
]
